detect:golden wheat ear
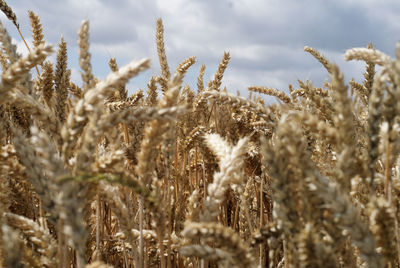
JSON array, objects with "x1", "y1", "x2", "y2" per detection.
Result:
[
  {"x1": 304, "y1": 46, "x2": 332, "y2": 74},
  {"x1": 54, "y1": 37, "x2": 69, "y2": 124},
  {"x1": 0, "y1": 1, "x2": 42, "y2": 75},
  {"x1": 248, "y1": 86, "x2": 291, "y2": 104},
  {"x1": 78, "y1": 20, "x2": 96, "y2": 92},
  {"x1": 156, "y1": 18, "x2": 170, "y2": 82},
  {"x1": 28, "y1": 10, "x2": 44, "y2": 50},
  {"x1": 0, "y1": 0, "x2": 18, "y2": 28},
  {"x1": 208, "y1": 51, "x2": 230, "y2": 90}
]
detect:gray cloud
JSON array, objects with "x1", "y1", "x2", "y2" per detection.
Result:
[{"x1": 2, "y1": 0, "x2": 399, "y2": 95}]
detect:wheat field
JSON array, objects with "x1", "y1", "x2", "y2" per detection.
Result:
[{"x1": 0, "y1": 1, "x2": 399, "y2": 268}]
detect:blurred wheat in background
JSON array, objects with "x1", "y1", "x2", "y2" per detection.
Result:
[{"x1": 0, "y1": 1, "x2": 399, "y2": 267}]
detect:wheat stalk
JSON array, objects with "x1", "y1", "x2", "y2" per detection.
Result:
[{"x1": 0, "y1": 3, "x2": 399, "y2": 267}]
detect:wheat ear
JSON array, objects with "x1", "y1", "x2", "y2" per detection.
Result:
[
  {"x1": 156, "y1": 18, "x2": 170, "y2": 81},
  {"x1": 78, "y1": 20, "x2": 96, "y2": 91},
  {"x1": 28, "y1": 10, "x2": 44, "y2": 49}
]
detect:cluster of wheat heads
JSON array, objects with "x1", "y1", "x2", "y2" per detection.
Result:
[{"x1": 1, "y1": 2, "x2": 400, "y2": 268}]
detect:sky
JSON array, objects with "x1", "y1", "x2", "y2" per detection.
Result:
[{"x1": 2, "y1": 0, "x2": 400, "y2": 99}]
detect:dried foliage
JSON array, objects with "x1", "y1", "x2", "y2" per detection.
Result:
[{"x1": 1, "y1": 2, "x2": 400, "y2": 268}]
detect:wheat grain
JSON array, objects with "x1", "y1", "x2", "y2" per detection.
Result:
[
  {"x1": 248, "y1": 86, "x2": 291, "y2": 104},
  {"x1": 156, "y1": 18, "x2": 170, "y2": 81},
  {"x1": 39, "y1": 61, "x2": 54, "y2": 107},
  {"x1": 0, "y1": 44, "x2": 52, "y2": 98},
  {"x1": 208, "y1": 51, "x2": 230, "y2": 90},
  {"x1": 197, "y1": 64, "x2": 206, "y2": 92},
  {"x1": 345, "y1": 47, "x2": 391, "y2": 66},
  {"x1": 108, "y1": 58, "x2": 127, "y2": 100},
  {"x1": 0, "y1": 0, "x2": 18, "y2": 28},
  {"x1": 4, "y1": 212, "x2": 57, "y2": 267},
  {"x1": 78, "y1": 21, "x2": 95, "y2": 91},
  {"x1": 304, "y1": 46, "x2": 332, "y2": 74},
  {"x1": 0, "y1": 19, "x2": 19, "y2": 64},
  {"x1": 28, "y1": 10, "x2": 44, "y2": 49}
]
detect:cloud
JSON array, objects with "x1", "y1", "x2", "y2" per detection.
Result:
[{"x1": 1, "y1": 0, "x2": 398, "y2": 96}]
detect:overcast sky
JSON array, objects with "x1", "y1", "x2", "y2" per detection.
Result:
[{"x1": 3, "y1": 0, "x2": 400, "y2": 99}]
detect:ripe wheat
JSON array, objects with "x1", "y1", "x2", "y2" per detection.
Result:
[{"x1": 0, "y1": 2, "x2": 400, "y2": 268}]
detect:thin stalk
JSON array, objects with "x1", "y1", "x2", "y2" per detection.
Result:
[
  {"x1": 195, "y1": 146, "x2": 199, "y2": 187},
  {"x1": 122, "y1": 123, "x2": 130, "y2": 144},
  {"x1": 121, "y1": 239, "x2": 129, "y2": 267},
  {"x1": 96, "y1": 194, "x2": 101, "y2": 260},
  {"x1": 139, "y1": 197, "x2": 144, "y2": 268},
  {"x1": 385, "y1": 137, "x2": 391, "y2": 201},
  {"x1": 166, "y1": 152, "x2": 173, "y2": 268},
  {"x1": 158, "y1": 228, "x2": 166, "y2": 268},
  {"x1": 17, "y1": 27, "x2": 40, "y2": 75},
  {"x1": 260, "y1": 177, "x2": 264, "y2": 267},
  {"x1": 214, "y1": 103, "x2": 219, "y2": 133}
]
